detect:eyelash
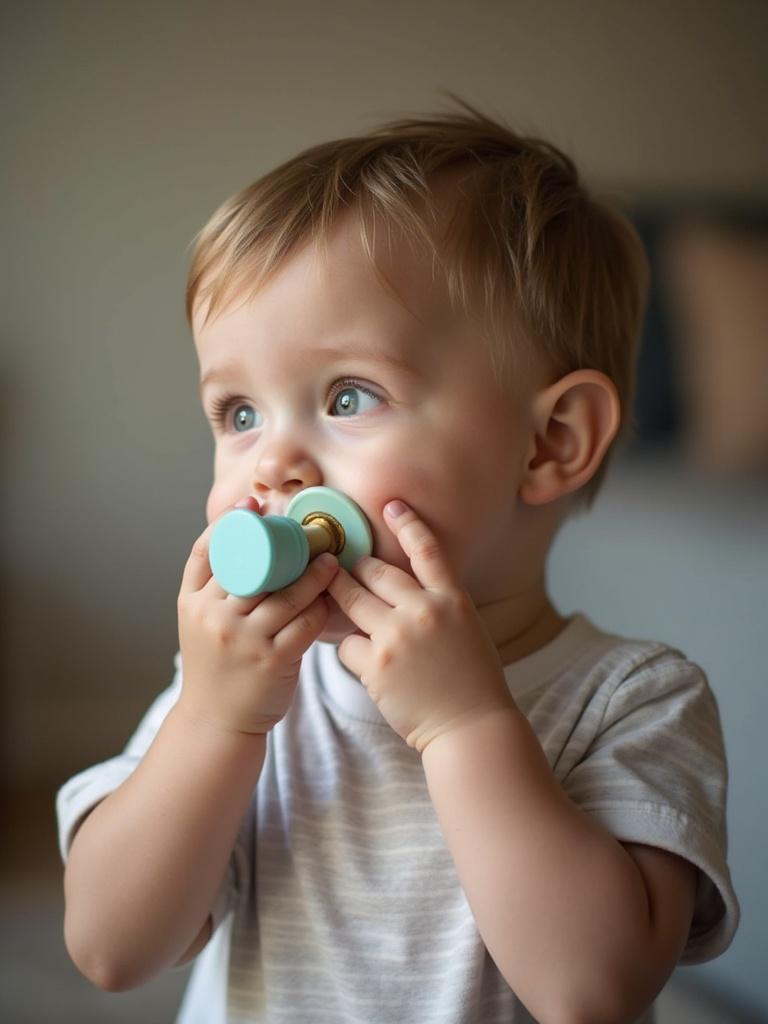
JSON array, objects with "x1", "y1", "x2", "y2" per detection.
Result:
[
  {"x1": 327, "y1": 377, "x2": 383, "y2": 411},
  {"x1": 208, "y1": 378, "x2": 383, "y2": 430},
  {"x1": 208, "y1": 392, "x2": 246, "y2": 430}
]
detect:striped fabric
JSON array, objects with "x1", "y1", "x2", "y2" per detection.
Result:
[{"x1": 58, "y1": 613, "x2": 739, "y2": 1023}]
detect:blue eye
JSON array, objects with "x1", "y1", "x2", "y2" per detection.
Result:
[
  {"x1": 232, "y1": 403, "x2": 261, "y2": 432},
  {"x1": 330, "y1": 382, "x2": 382, "y2": 417},
  {"x1": 209, "y1": 395, "x2": 262, "y2": 433}
]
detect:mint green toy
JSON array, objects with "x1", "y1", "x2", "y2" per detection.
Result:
[{"x1": 209, "y1": 486, "x2": 373, "y2": 597}]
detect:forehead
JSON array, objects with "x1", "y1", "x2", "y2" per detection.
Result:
[{"x1": 193, "y1": 211, "x2": 465, "y2": 365}]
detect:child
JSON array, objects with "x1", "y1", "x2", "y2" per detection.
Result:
[{"x1": 58, "y1": 102, "x2": 739, "y2": 1023}]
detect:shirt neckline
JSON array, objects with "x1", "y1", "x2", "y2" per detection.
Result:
[{"x1": 315, "y1": 612, "x2": 605, "y2": 724}]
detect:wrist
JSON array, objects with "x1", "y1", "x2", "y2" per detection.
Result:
[
  {"x1": 169, "y1": 698, "x2": 273, "y2": 747},
  {"x1": 415, "y1": 700, "x2": 522, "y2": 757},
  {"x1": 420, "y1": 701, "x2": 561, "y2": 816}
]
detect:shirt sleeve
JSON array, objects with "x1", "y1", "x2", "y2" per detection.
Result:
[
  {"x1": 561, "y1": 649, "x2": 740, "y2": 964},
  {"x1": 55, "y1": 652, "x2": 236, "y2": 933}
]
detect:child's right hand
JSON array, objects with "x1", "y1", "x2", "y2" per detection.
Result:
[{"x1": 176, "y1": 500, "x2": 339, "y2": 735}]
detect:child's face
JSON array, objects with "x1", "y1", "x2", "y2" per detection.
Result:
[{"x1": 193, "y1": 214, "x2": 547, "y2": 642}]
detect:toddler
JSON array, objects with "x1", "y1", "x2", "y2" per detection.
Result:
[{"x1": 58, "y1": 102, "x2": 739, "y2": 1023}]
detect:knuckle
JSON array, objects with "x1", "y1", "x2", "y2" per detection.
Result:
[
  {"x1": 415, "y1": 602, "x2": 440, "y2": 630},
  {"x1": 297, "y1": 611, "x2": 316, "y2": 633},
  {"x1": 338, "y1": 586, "x2": 362, "y2": 616},
  {"x1": 374, "y1": 645, "x2": 394, "y2": 672},
  {"x1": 288, "y1": 600, "x2": 316, "y2": 633},
  {"x1": 212, "y1": 619, "x2": 235, "y2": 647},
  {"x1": 277, "y1": 587, "x2": 300, "y2": 615},
  {"x1": 448, "y1": 589, "x2": 473, "y2": 617},
  {"x1": 368, "y1": 560, "x2": 389, "y2": 585},
  {"x1": 191, "y1": 537, "x2": 208, "y2": 560},
  {"x1": 411, "y1": 535, "x2": 441, "y2": 563}
]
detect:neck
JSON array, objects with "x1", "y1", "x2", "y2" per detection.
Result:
[{"x1": 478, "y1": 581, "x2": 567, "y2": 667}]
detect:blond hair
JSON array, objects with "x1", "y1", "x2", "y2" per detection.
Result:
[{"x1": 186, "y1": 98, "x2": 649, "y2": 504}]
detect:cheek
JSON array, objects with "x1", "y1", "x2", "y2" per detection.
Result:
[
  {"x1": 358, "y1": 446, "x2": 509, "y2": 580},
  {"x1": 205, "y1": 478, "x2": 236, "y2": 525},
  {"x1": 343, "y1": 465, "x2": 454, "y2": 574}
]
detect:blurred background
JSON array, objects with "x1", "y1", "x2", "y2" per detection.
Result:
[{"x1": 2, "y1": 1, "x2": 766, "y2": 1021}]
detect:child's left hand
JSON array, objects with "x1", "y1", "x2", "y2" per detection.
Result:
[{"x1": 326, "y1": 500, "x2": 517, "y2": 752}]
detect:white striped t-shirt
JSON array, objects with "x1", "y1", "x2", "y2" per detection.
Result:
[{"x1": 57, "y1": 613, "x2": 739, "y2": 1023}]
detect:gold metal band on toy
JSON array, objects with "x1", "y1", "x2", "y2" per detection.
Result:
[{"x1": 301, "y1": 512, "x2": 346, "y2": 557}]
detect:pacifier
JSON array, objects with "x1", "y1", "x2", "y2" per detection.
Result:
[{"x1": 209, "y1": 486, "x2": 373, "y2": 597}]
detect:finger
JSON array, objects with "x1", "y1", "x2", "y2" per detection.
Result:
[
  {"x1": 383, "y1": 501, "x2": 457, "y2": 591},
  {"x1": 337, "y1": 633, "x2": 370, "y2": 681},
  {"x1": 326, "y1": 566, "x2": 391, "y2": 635},
  {"x1": 224, "y1": 589, "x2": 270, "y2": 614},
  {"x1": 271, "y1": 593, "x2": 333, "y2": 662},
  {"x1": 179, "y1": 522, "x2": 217, "y2": 595},
  {"x1": 351, "y1": 555, "x2": 420, "y2": 605},
  {"x1": 254, "y1": 553, "x2": 340, "y2": 638}
]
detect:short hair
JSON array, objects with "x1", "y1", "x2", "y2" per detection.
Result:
[{"x1": 186, "y1": 98, "x2": 649, "y2": 505}]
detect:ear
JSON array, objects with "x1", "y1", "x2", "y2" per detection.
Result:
[{"x1": 520, "y1": 370, "x2": 621, "y2": 506}]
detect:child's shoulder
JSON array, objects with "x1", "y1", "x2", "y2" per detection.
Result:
[{"x1": 506, "y1": 613, "x2": 714, "y2": 722}]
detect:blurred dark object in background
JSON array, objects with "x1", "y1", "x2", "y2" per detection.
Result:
[
  {"x1": 631, "y1": 213, "x2": 684, "y2": 446},
  {"x1": 628, "y1": 205, "x2": 768, "y2": 474}
]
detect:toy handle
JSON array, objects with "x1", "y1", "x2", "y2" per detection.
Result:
[
  {"x1": 209, "y1": 510, "x2": 311, "y2": 597},
  {"x1": 209, "y1": 486, "x2": 373, "y2": 598}
]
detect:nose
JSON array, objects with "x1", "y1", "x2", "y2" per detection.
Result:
[{"x1": 251, "y1": 434, "x2": 322, "y2": 502}]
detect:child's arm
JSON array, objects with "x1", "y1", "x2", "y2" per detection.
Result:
[
  {"x1": 327, "y1": 501, "x2": 696, "y2": 1024},
  {"x1": 64, "y1": 704, "x2": 266, "y2": 989},
  {"x1": 63, "y1": 510, "x2": 339, "y2": 991},
  {"x1": 421, "y1": 709, "x2": 696, "y2": 1024}
]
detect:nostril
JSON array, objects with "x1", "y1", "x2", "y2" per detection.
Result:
[{"x1": 252, "y1": 456, "x2": 323, "y2": 497}]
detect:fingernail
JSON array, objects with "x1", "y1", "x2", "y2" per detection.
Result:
[
  {"x1": 316, "y1": 553, "x2": 337, "y2": 569},
  {"x1": 384, "y1": 500, "x2": 408, "y2": 518}
]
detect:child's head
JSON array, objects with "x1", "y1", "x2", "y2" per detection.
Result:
[
  {"x1": 187, "y1": 100, "x2": 648, "y2": 507},
  {"x1": 186, "y1": 101, "x2": 648, "y2": 637}
]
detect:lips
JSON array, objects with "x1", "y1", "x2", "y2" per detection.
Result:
[{"x1": 234, "y1": 495, "x2": 267, "y2": 515}]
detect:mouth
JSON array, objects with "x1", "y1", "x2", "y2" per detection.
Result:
[{"x1": 257, "y1": 496, "x2": 299, "y2": 518}]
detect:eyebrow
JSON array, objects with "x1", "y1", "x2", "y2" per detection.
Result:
[
  {"x1": 199, "y1": 345, "x2": 420, "y2": 395},
  {"x1": 314, "y1": 343, "x2": 421, "y2": 376},
  {"x1": 199, "y1": 360, "x2": 247, "y2": 396}
]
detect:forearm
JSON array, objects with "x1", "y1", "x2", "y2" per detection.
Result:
[
  {"x1": 422, "y1": 708, "x2": 669, "y2": 1024},
  {"x1": 64, "y1": 702, "x2": 266, "y2": 990}
]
